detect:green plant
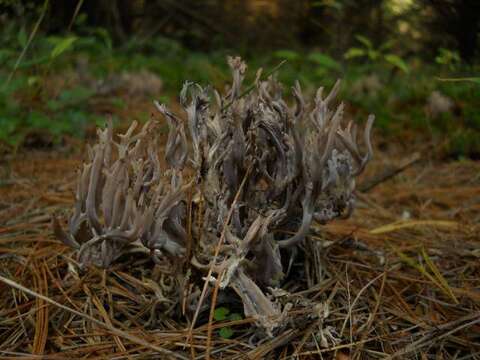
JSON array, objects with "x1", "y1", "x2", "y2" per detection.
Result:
[
  {"x1": 213, "y1": 307, "x2": 243, "y2": 339},
  {"x1": 0, "y1": 15, "x2": 126, "y2": 149},
  {"x1": 435, "y1": 48, "x2": 461, "y2": 70},
  {"x1": 307, "y1": 51, "x2": 342, "y2": 78},
  {"x1": 344, "y1": 35, "x2": 409, "y2": 73},
  {"x1": 49, "y1": 35, "x2": 78, "y2": 60},
  {"x1": 2, "y1": 9, "x2": 479, "y2": 159},
  {"x1": 273, "y1": 49, "x2": 300, "y2": 63}
]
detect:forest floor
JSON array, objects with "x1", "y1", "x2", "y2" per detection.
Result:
[{"x1": 0, "y1": 124, "x2": 479, "y2": 359}]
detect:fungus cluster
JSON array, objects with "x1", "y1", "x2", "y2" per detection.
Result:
[{"x1": 54, "y1": 57, "x2": 374, "y2": 335}]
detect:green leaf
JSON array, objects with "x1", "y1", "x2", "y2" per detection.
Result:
[
  {"x1": 59, "y1": 86, "x2": 93, "y2": 103},
  {"x1": 27, "y1": 76, "x2": 40, "y2": 87},
  {"x1": 313, "y1": 67, "x2": 329, "y2": 80},
  {"x1": 47, "y1": 99, "x2": 61, "y2": 111},
  {"x1": 63, "y1": 110, "x2": 88, "y2": 135},
  {"x1": 219, "y1": 327, "x2": 234, "y2": 339},
  {"x1": 109, "y1": 97, "x2": 126, "y2": 109},
  {"x1": 273, "y1": 50, "x2": 300, "y2": 62},
  {"x1": 384, "y1": 54, "x2": 409, "y2": 73},
  {"x1": 435, "y1": 48, "x2": 461, "y2": 67},
  {"x1": 16, "y1": 55, "x2": 50, "y2": 69},
  {"x1": 27, "y1": 111, "x2": 51, "y2": 129},
  {"x1": 379, "y1": 40, "x2": 394, "y2": 52},
  {"x1": 307, "y1": 52, "x2": 340, "y2": 70},
  {"x1": 0, "y1": 116, "x2": 23, "y2": 146},
  {"x1": 213, "y1": 307, "x2": 230, "y2": 321},
  {"x1": 50, "y1": 36, "x2": 78, "y2": 59},
  {"x1": 95, "y1": 28, "x2": 112, "y2": 51},
  {"x1": 367, "y1": 49, "x2": 380, "y2": 61},
  {"x1": 156, "y1": 95, "x2": 171, "y2": 106},
  {"x1": 47, "y1": 87, "x2": 93, "y2": 112},
  {"x1": 75, "y1": 13, "x2": 87, "y2": 26},
  {"x1": 355, "y1": 35, "x2": 373, "y2": 49},
  {"x1": 344, "y1": 47, "x2": 366, "y2": 59},
  {"x1": 228, "y1": 313, "x2": 243, "y2": 321},
  {"x1": 0, "y1": 49, "x2": 15, "y2": 64}
]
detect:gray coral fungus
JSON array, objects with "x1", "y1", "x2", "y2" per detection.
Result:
[{"x1": 54, "y1": 57, "x2": 374, "y2": 334}]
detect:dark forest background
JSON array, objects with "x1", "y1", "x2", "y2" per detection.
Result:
[
  {"x1": 19, "y1": 0, "x2": 480, "y2": 61},
  {"x1": 1, "y1": 0, "x2": 479, "y2": 157}
]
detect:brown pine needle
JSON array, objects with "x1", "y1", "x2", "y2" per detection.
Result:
[{"x1": 0, "y1": 274, "x2": 189, "y2": 360}]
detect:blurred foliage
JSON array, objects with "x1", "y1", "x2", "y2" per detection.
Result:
[
  {"x1": 435, "y1": 48, "x2": 462, "y2": 70},
  {"x1": 0, "y1": 0, "x2": 479, "y2": 157},
  {"x1": 344, "y1": 35, "x2": 410, "y2": 73}
]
